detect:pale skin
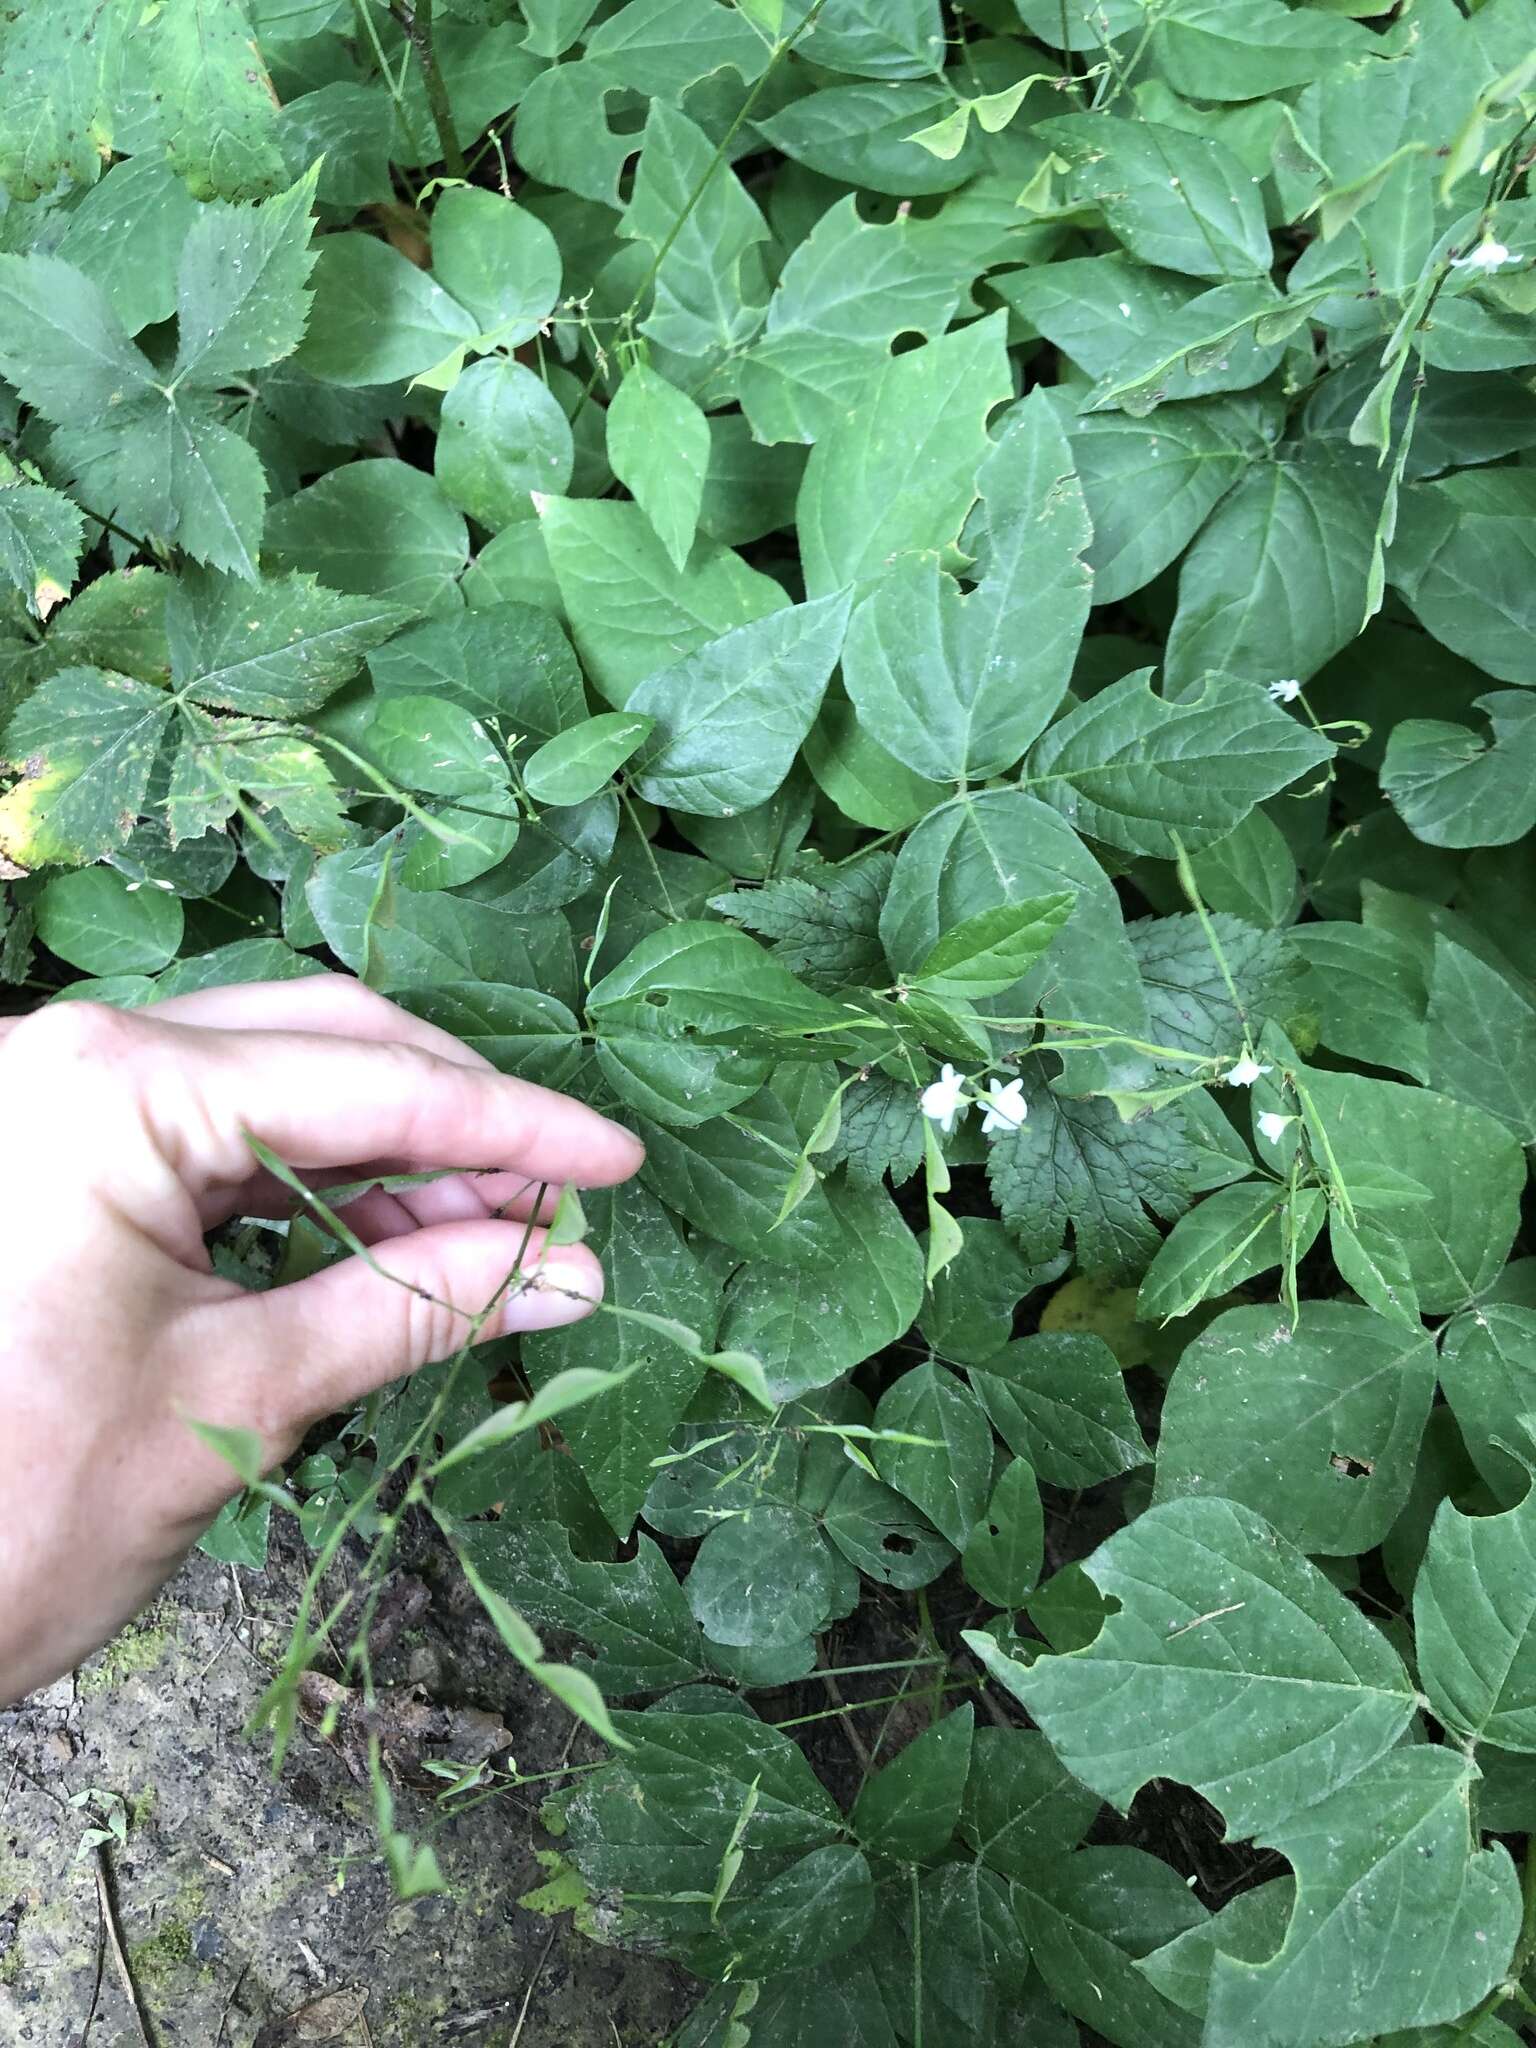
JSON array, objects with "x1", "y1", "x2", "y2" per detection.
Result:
[{"x1": 0, "y1": 975, "x2": 645, "y2": 1706}]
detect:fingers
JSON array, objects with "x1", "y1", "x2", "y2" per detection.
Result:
[
  {"x1": 146, "y1": 974, "x2": 494, "y2": 1072},
  {"x1": 193, "y1": 1221, "x2": 605, "y2": 1431},
  {"x1": 15, "y1": 1000, "x2": 643, "y2": 1196}
]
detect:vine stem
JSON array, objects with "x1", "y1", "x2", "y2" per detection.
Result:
[{"x1": 390, "y1": 0, "x2": 465, "y2": 178}]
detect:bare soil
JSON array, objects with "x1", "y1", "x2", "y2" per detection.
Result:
[{"x1": 0, "y1": 1517, "x2": 693, "y2": 2048}]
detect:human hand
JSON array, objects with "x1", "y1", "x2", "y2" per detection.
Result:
[{"x1": 0, "y1": 976, "x2": 644, "y2": 1705}]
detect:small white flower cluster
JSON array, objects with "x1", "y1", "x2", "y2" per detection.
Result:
[
  {"x1": 919, "y1": 1064, "x2": 1028, "y2": 1138},
  {"x1": 1221, "y1": 1046, "x2": 1296, "y2": 1146},
  {"x1": 1266, "y1": 678, "x2": 1302, "y2": 704}
]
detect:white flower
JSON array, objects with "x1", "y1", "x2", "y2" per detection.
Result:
[
  {"x1": 920, "y1": 1064, "x2": 969, "y2": 1134},
  {"x1": 1257, "y1": 1111, "x2": 1295, "y2": 1145},
  {"x1": 1267, "y1": 678, "x2": 1302, "y2": 704},
  {"x1": 1452, "y1": 239, "x2": 1513, "y2": 274},
  {"x1": 1225, "y1": 1053, "x2": 1272, "y2": 1088},
  {"x1": 980, "y1": 1077, "x2": 1029, "y2": 1137}
]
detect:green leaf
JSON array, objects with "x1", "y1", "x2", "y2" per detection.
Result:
[
  {"x1": 635, "y1": 1095, "x2": 842, "y2": 1268},
  {"x1": 298, "y1": 233, "x2": 478, "y2": 388},
  {"x1": 524, "y1": 1184, "x2": 719, "y2": 1537},
  {"x1": 1025, "y1": 669, "x2": 1333, "y2": 858},
  {"x1": 618, "y1": 101, "x2": 768, "y2": 359},
  {"x1": 1439, "y1": 1305, "x2": 1536, "y2": 1507},
  {"x1": 459, "y1": 1519, "x2": 705, "y2": 1697},
  {"x1": 1071, "y1": 395, "x2": 1279, "y2": 603},
  {"x1": 1131, "y1": 911, "x2": 1302, "y2": 1060},
  {"x1": 0, "y1": 254, "x2": 153, "y2": 425},
  {"x1": 757, "y1": 80, "x2": 984, "y2": 198},
  {"x1": 537, "y1": 496, "x2": 787, "y2": 707},
  {"x1": 1424, "y1": 934, "x2": 1536, "y2": 1143},
  {"x1": 1391, "y1": 471, "x2": 1536, "y2": 685},
  {"x1": 170, "y1": 169, "x2": 318, "y2": 388},
  {"x1": 1297, "y1": 1064, "x2": 1523, "y2": 1314},
  {"x1": 393, "y1": 985, "x2": 580, "y2": 1092},
  {"x1": 881, "y1": 789, "x2": 1150, "y2": 1096},
  {"x1": 428, "y1": 187, "x2": 561, "y2": 346},
  {"x1": 962, "y1": 1457, "x2": 1044, "y2": 1608},
  {"x1": 0, "y1": 667, "x2": 172, "y2": 869},
  {"x1": 1163, "y1": 457, "x2": 1384, "y2": 690},
  {"x1": 51, "y1": 158, "x2": 199, "y2": 337},
  {"x1": 36, "y1": 865, "x2": 183, "y2": 975},
  {"x1": 1205, "y1": 1750, "x2": 1519, "y2": 2044},
  {"x1": 626, "y1": 593, "x2": 851, "y2": 816},
  {"x1": 822, "y1": 1463, "x2": 955, "y2": 1590},
  {"x1": 797, "y1": 312, "x2": 1013, "y2": 599},
  {"x1": 148, "y1": 0, "x2": 287, "y2": 201},
  {"x1": 973, "y1": 1495, "x2": 1416, "y2": 1838},
  {"x1": 263, "y1": 461, "x2": 470, "y2": 614},
  {"x1": 605, "y1": 364, "x2": 710, "y2": 574},
  {"x1": 168, "y1": 568, "x2": 412, "y2": 717},
  {"x1": 1138, "y1": 1182, "x2": 1326, "y2": 1324},
  {"x1": 368, "y1": 601, "x2": 585, "y2": 742},
  {"x1": 0, "y1": 0, "x2": 126, "y2": 200},
  {"x1": 872, "y1": 1361, "x2": 992, "y2": 1549},
  {"x1": 910, "y1": 894, "x2": 1075, "y2": 1003},
  {"x1": 435, "y1": 357, "x2": 574, "y2": 532},
  {"x1": 1416, "y1": 1486, "x2": 1536, "y2": 1751},
  {"x1": 851, "y1": 1705, "x2": 973, "y2": 1862},
  {"x1": 716, "y1": 1844, "x2": 875, "y2": 1978},
  {"x1": 969, "y1": 1332, "x2": 1149, "y2": 1490},
  {"x1": 841, "y1": 392, "x2": 1091, "y2": 781},
  {"x1": 522, "y1": 714, "x2": 652, "y2": 808},
  {"x1": 718, "y1": 1177, "x2": 925, "y2": 1400},
  {"x1": 1136, "y1": 1879, "x2": 1294, "y2": 2021},
  {"x1": 365, "y1": 695, "x2": 507, "y2": 799},
  {"x1": 0, "y1": 475, "x2": 84, "y2": 620},
  {"x1": 710, "y1": 853, "x2": 891, "y2": 996},
  {"x1": 1291, "y1": 922, "x2": 1430, "y2": 1080},
  {"x1": 1015, "y1": 1847, "x2": 1208, "y2": 2048},
  {"x1": 985, "y1": 1072, "x2": 1196, "y2": 1282},
  {"x1": 803, "y1": 697, "x2": 946, "y2": 833},
  {"x1": 1381, "y1": 692, "x2": 1536, "y2": 849},
  {"x1": 685, "y1": 1505, "x2": 837, "y2": 1650},
  {"x1": 1154, "y1": 1301, "x2": 1436, "y2": 1555},
  {"x1": 1036, "y1": 114, "x2": 1272, "y2": 280},
  {"x1": 959, "y1": 1725, "x2": 1101, "y2": 1879},
  {"x1": 737, "y1": 189, "x2": 993, "y2": 444}
]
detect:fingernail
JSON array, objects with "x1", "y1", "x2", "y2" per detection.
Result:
[{"x1": 500, "y1": 1256, "x2": 601, "y2": 1334}]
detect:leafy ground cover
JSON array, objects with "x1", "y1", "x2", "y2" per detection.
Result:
[{"x1": 3, "y1": 0, "x2": 1536, "y2": 2042}]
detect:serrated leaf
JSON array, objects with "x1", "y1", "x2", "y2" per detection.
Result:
[
  {"x1": 0, "y1": 666, "x2": 172, "y2": 868},
  {"x1": 0, "y1": 476, "x2": 84, "y2": 620},
  {"x1": 0, "y1": 0, "x2": 126, "y2": 201},
  {"x1": 985, "y1": 1071, "x2": 1196, "y2": 1283},
  {"x1": 148, "y1": 0, "x2": 287, "y2": 201},
  {"x1": 169, "y1": 568, "x2": 412, "y2": 717},
  {"x1": 171, "y1": 169, "x2": 317, "y2": 387}
]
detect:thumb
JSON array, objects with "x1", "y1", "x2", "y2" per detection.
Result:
[{"x1": 190, "y1": 1221, "x2": 604, "y2": 1439}]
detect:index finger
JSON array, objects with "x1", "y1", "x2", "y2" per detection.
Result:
[{"x1": 140, "y1": 1017, "x2": 645, "y2": 1192}]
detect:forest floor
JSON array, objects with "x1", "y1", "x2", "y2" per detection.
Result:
[{"x1": 0, "y1": 1517, "x2": 693, "y2": 2048}]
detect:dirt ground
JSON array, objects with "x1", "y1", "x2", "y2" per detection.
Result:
[{"x1": 0, "y1": 1518, "x2": 694, "y2": 2048}]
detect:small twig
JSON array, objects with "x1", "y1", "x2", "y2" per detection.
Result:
[
  {"x1": 506, "y1": 1920, "x2": 560, "y2": 2048},
  {"x1": 820, "y1": 1669, "x2": 873, "y2": 1771},
  {"x1": 94, "y1": 1850, "x2": 156, "y2": 2048},
  {"x1": 388, "y1": 0, "x2": 466, "y2": 177}
]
